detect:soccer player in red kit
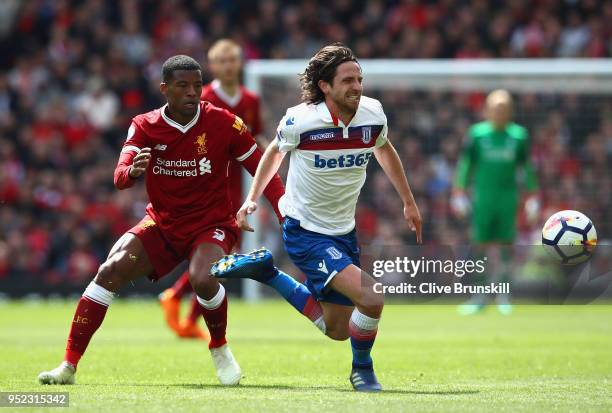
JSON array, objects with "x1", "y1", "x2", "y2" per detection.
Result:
[
  {"x1": 159, "y1": 39, "x2": 265, "y2": 340},
  {"x1": 38, "y1": 55, "x2": 284, "y2": 386}
]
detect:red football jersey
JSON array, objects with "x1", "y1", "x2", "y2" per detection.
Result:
[
  {"x1": 115, "y1": 101, "x2": 262, "y2": 246},
  {"x1": 201, "y1": 80, "x2": 262, "y2": 136},
  {"x1": 201, "y1": 81, "x2": 262, "y2": 215}
]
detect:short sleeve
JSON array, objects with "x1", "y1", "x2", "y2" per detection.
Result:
[
  {"x1": 276, "y1": 111, "x2": 299, "y2": 153},
  {"x1": 374, "y1": 101, "x2": 389, "y2": 148},
  {"x1": 121, "y1": 121, "x2": 147, "y2": 154},
  {"x1": 228, "y1": 114, "x2": 258, "y2": 162}
]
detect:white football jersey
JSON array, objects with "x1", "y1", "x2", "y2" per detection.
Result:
[{"x1": 276, "y1": 96, "x2": 388, "y2": 235}]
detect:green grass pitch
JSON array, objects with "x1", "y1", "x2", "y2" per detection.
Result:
[{"x1": 1, "y1": 300, "x2": 611, "y2": 412}]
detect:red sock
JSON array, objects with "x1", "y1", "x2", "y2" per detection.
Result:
[
  {"x1": 171, "y1": 272, "x2": 193, "y2": 299},
  {"x1": 199, "y1": 294, "x2": 228, "y2": 349},
  {"x1": 64, "y1": 296, "x2": 108, "y2": 368},
  {"x1": 187, "y1": 294, "x2": 203, "y2": 323}
]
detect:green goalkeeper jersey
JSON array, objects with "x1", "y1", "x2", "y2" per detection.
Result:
[{"x1": 455, "y1": 121, "x2": 538, "y2": 205}]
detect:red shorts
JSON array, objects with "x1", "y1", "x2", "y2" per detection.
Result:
[{"x1": 128, "y1": 214, "x2": 238, "y2": 280}]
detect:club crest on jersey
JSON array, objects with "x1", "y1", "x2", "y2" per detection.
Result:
[
  {"x1": 361, "y1": 126, "x2": 372, "y2": 144},
  {"x1": 232, "y1": 116, "x2": 247, "y2": 135},
  {"x1": 195, "y1": 133, "x2": 207, "y2": 155}
]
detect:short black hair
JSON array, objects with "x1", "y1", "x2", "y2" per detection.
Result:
[{"x1": 162, "y1": 55, "x2": 202, "y2": 83}]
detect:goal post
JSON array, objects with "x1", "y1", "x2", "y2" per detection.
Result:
[
  {"x1": 246, "y1": 58, "x2": 612, "y2": 94},
  {"x1": 240, "y1": 59, "x2": 612, "y2": 302}
]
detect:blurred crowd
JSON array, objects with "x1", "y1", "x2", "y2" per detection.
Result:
[{"x1": 0, "y1": 0, "x2": 611, "y2": 286}]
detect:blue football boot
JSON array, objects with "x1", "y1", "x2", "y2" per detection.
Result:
[
  {"x1": 210, "y1": 248, "x2": 275, "y2": 282},
  {"x1": 350, "y1": 367, "x2": 382, "y2": 392}
]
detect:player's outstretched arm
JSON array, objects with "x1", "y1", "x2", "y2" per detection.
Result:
[
  {"x1": 374, "y1": 141, "x2": 422, "y2": 243},
  {"x1": 237, "y1": 138, "x2": 286, "y2": 232}
]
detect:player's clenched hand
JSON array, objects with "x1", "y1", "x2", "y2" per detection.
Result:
[
  {"x1": 129, "y1": 147, "x2": 152, "y2": 178},
  {"x1": 236, "y1": 200, "x2": 258, "y2": 232},
  {"x1": 404, "y1": 202, "x2": 423, "y2": 244}
]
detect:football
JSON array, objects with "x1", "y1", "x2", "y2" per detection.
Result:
[{"x1": 542, "y1": 210, "x2": 597, "y2": 265}]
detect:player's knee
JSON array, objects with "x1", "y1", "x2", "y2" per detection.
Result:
[
  {"x1": 94, "y1": 253, "x2": 129, "y2": 291},
  {"x1": 355, "y1": 291, "x2": 384, "y2": 318},
  {"x1": 188, "y1": 268, "x2": 216, "y2": 295},
  {"x1": 323, "y1": 315, "x2": 350, "y2": 341},
  {"x1": 94, "y1": 260, "x2": 119, "y2": 290},
  {"x1": 325, "y1": 322, "x2": 349, "y2": 341},
  {"x1": 326, "y1": 327, "x2": 350, "y2": 341}
]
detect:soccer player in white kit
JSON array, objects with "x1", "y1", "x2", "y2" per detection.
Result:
[{"x1": 212, "y1": 43, "x2": 422, "y2": 391}]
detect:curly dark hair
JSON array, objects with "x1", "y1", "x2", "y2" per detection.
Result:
[
  {"x1": 299, "y1": 43, "x2": 359, "y2": 105},
  {"x1": 162, "y1": 55, "x2": 201, "y2": 83}
]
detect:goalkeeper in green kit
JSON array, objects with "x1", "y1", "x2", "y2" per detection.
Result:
[{"x1": 451, "y1": 89, "x2": 539, "y2": 315}]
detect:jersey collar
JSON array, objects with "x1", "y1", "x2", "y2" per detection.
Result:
[
  {"x1": 315, "y1": 101, "x2": 357, "y2": 127},
  {"x1": 315, "y1": 101, "x2": 337, "y2": 125},
  {"x1": 161, "y1": 103, "x2": 200, "y2": 133},
  {"x1": 211, "y1": 79, "x2": 242, "y2": 107}
]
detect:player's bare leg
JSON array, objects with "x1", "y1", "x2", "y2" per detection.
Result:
[
  {"x1": 318, "y1": 303, "x2": 353, "y2": 341},
  {"x1": 189, "y1": 243, "x2": 241, "y2": 385},
  {"x1": 327, "y1": 264, "x2": 384, "y2": 392},
  {"x1": 38, "y1": 233, "x2": 153, "y2": 385}
]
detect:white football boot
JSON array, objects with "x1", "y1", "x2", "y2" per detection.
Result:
[
  {"x1": 38, "y1": 361, "x2": 76, "y2": 385},
  {"x1": 210, "y1": 344, "x2": 241, "y2": 385}
]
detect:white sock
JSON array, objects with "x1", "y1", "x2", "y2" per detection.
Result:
[
  {"x1": 196, "y1": 284, "x2": 225, "y2": 310},
  {"x1": 350, "y1": 308, "x2": 379, "y2": 332},
  {"x1": 83, "y1": 281, "x2": 115, "y2": 307}
]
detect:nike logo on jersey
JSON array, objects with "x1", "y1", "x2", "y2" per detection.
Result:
[
  {"x1": 285, "y1": 116, "x2": 295, "y2": 126},
  {"x1": 154, "y1": 144, "x2": 167, "y2": 151},
  {"x1": 314, "y1": 153, "x2": 373, "y2": 169}
]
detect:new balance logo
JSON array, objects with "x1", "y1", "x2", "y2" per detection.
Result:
[
  {"x1": 199, "y1": 157, "x2": 211, "y2": 175},
  {"x1": 212, "y1": 229, "x2": 225, "y2": 241},
  {"x1": 154, "y1": 144, "x2": 167, "y2": 151},
  {"x1": 318, "y1": 260, "x2": 328, "y2": 274}
]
